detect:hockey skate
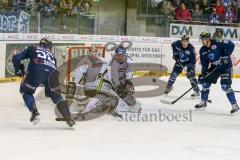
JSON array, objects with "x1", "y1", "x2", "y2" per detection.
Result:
[
  {"x1": 191, "y1": 91, "x2": 200, "y2": 98},
  {"x1": 66, "y1": 118, "x2": 76, "y2": 127},
  {"x1": 164, "y1": 85, "x2": 172, "y2": 94},
  {"x1": 230, "y1": 103, "x2": 239, "y2": 115},
  {"x1": 195, "y1": 101, "x2": 207, "y2": 110},
  {"x1": 30, "y1": 108, "x2": 40, "y2": 125}
]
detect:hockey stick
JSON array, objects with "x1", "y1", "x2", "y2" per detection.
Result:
[
  {"x1": 161, "y1": 66, "x2": 218, "y2": 105},
  {"x1": 160, "y1": 62, "x2": 198, "y2": 105},
  {"x1": 161, "y1": 87, "x2": 193, "y2": 104}
]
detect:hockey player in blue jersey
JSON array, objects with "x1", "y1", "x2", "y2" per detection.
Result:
[
  {"x1": 165, "y1": 35, "x2": 200, "y2": 97},
  {"x1": 195, "y1": 32, "x2": 239, "y2": 114},
  {"x1": 12, "y1": 38, "x2": 75, "y2": 127}
]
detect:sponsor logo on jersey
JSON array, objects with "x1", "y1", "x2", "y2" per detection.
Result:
[
  {"x1": 211, "y1": 45, "x2": 217, "y2": 50},
  {"x1": 208, "y1": 53, "x2": 215, "y2": 60},
  {"x1": 185, "y1": 50, "x2": 190, "y2": 55}
]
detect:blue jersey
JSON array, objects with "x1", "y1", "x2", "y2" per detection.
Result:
[
  {"x1": 199, "y1": 40, "x2": 235, "y2": 74},
  {"x1": 171, "y1": 40, "x2": 196, "y2": 65},
  {"x1": 12, "y1": 45, "x2": 57, "y2": 73}
]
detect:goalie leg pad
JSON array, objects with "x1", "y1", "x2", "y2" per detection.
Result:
[
  {"x1": 56, "y1": 100, "x2": 71, "y2": 120},
  {"x1": 83, "y1": 94, "x2": 109, "y2": 113}
]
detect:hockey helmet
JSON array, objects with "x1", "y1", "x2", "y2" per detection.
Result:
[
  {"x1": 200, "y1": 32, "x2": 211, "y2": 39},
  {"x1": 181, "y1": 35, "x2": 189, "y2": 41},
  {"x1": 39, "y1": 38, "x2": 53, "y2": 49},
  {"x1": 114, "y1": 45, "x2": 127, "y2": 55}
]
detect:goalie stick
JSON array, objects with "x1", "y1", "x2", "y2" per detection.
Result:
[{"x1": 55, "y1": 96, "x2": 118, "y2": 121}]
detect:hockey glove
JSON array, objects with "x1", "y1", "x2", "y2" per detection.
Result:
[
  {"x1": 15, "y1": 63, "x2": 25, "y2": 77},
  {"x1": 98, "y1": 73, "x2": 103, "y2": 79},
  {"x1": 123, "y1": 79, "x2": 135, "y2": 92},
  {"x1": 198, "y1": 74, "x2": 206, "y2": 84},
  {"x1": 115, "y1": 85, "x2": 127, "y2": 98},
  {"x1": 172, "y1": 55, "x2": 179, "y2": 62}
]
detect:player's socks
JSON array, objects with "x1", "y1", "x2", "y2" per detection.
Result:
[
  {"x1": 30, "y1": 107, "x2": 40, "y2": 125},
  {"x1": 230, "y1": 103, "x2": 239, "y2": 115},
  {"x1": 195, "y1": 100, "x2": 207, "y2": 110}
]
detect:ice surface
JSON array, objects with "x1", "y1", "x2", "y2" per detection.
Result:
[{"x1": 1, "y1": 77, "x2": 240, "y2": 160}]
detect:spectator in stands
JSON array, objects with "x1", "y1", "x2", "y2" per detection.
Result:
[
  {"x1": 64, "y1": 0, "x2": 77, "y2": 16},
  {"x1": 53, "y1": 0, "x2": 60, "y2": 6},
  {"x1": 222, "y1": 0, "x2": 231, "y2": 7},
  {"x1": 182, "y1": 0, "x2": 195, "y2": 10},
  {"x1": 175, "y1": 3, "x2": 192, "y2": 21},
  {"x1": 192, "y1": 2, "x2": 203, "y2": 21},
  {"x1": 52, "y1": 4, "x2": 59, "y2": 16},
  {"x1": 38, "y1": 0, "x2": 54, "y2": 16},
  {"x1": 74, "y1": 1, "x2": 85, "y2": 15},
  {"x1": 215, "y1": 0, "x2": 225, "y2": 17},
  {"x1": 231, "y1": 0, "x2": 238, "y2": 17},
  {"x1": 223, "y1": 5, "x2": 237, "y2": 23},
  {"x1": 209, "y1": 7, "x2": 220, "y2": 23},
  {"x1": 201, "y1": 0, "x2": 212, "y2": 21},
  {"x1": 13, "y1": 0, "x2": 27, "y2": 11},
  {"x1": 80, "y1": 1, "x2": 95, "y2": 15},
  {"x1": 172, "y1": 0, "x2": 181, "y2": 8},
  {"x1": 159, "y1": 0, "x2": 175, "y2": 18}
]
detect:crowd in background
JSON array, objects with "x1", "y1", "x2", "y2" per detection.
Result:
[
  {"x1": 0, "y1": 0, "x2": 95, "y2": 16},
  {"x1": 157, "y1": 0, "x2": 238, "y2": 23}
]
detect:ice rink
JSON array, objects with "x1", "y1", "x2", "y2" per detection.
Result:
[{"x1": 1, "y1": 77, "x2": 240, "y2": 160}]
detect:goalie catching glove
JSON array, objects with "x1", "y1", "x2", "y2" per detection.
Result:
[{"x1": 115, "y1": 79, "x2": 134, "y2": 98}]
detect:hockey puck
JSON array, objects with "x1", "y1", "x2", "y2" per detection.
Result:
[{"x1": 152, "y1": 79, "x2": 157, "y2": 83}]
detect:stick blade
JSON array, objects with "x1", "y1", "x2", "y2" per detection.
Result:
[{"x1": 160, "y1": 99, "x2": 174, "y2": 105}]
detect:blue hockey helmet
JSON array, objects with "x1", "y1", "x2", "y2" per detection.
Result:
[{"x1": 114, "y1": 45, "x2": 127, "y2": 55}]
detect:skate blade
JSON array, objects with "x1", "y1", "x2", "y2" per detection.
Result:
[
  {"x1": 32, "y1": 116, "x2": 40, "y2": 126},
  {"x1": 191, "y1": 96, "x2": 200, "y2": 99},
  {"x1": 160, "y1": 99, "x2": 173, "y2": 105},
  {"x1": 194, "y1": 108, "x2": 206, "y2": 111},
  {"x1": 231, "y1": 110, "x2": 240, "y2": 116}
]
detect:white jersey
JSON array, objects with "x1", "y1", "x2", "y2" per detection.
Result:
[
  {"x1": 73, "y1": 56, "x2": 107, "y2": 83},
  {"x1": 73, "y1": 56, "x2": 112, "y2": 95},
  {"x1": 109, "y1": 56, "x2": 134, "y2": 87}
]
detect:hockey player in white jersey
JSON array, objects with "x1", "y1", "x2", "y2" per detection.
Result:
[
  {"x1": 72, "y1": 47, "x2": 112, "y2": 114},
  {"x1": 109, "y1": 45, "x2": 141, "y2": 113},
  {"x1": 69, "y1": 46, "x2": 140, "y2": 120}
]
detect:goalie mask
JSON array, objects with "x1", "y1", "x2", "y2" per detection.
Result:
[{"x1": 113, "y1": 46, "x2": 127, "y2": 63}]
